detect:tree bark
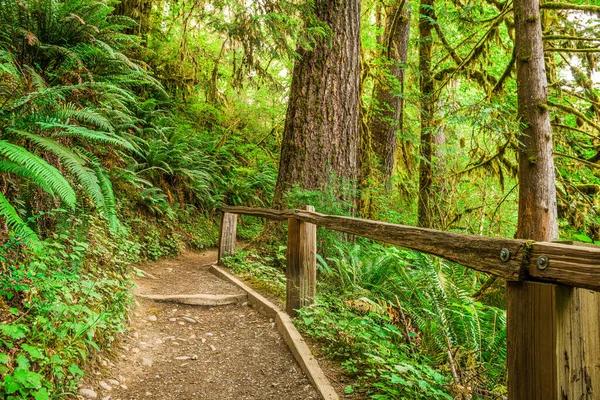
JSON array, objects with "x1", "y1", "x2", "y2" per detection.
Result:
[
  {"x1": 369, "y1": 3, "x2": 411, "y2": 178},
  {"x1": 272, "y1": 0, "x2": 361, "y2": 209},
  {"x1": 506, "y1": 0, "x2": 599, "y2": 397},
  {"x1": 417, "y1": 0, "x2": 436, "y2": 228},
  {"x1": 514, "y1": 0, "x2": 558, "y2": 241},
  {"x1": 114, "y1": 0, "x2": 153, "y2": 38}
]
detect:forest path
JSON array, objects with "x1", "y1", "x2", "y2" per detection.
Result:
[{"x1": 80, "y1": 250, "x2": 320, "y2": 400}]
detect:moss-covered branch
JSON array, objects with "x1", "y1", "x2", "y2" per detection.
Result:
[
  {"x1": 540, "y1": 2, "x2": 600, "y2": 12},
  {"x1": 549, "y1": 101, "x2": 600, "y2": 132}
]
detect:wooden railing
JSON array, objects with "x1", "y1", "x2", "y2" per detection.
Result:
[{"x1": 217, "y1": 205, "x2": 600, "y2": 399}]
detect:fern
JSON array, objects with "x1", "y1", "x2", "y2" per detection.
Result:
[
  {"x1": 81, "y1": 150, "x2": 119, "y2": 232},
  {"x1": 0, "y1": 140, "x2": 76, "y2": 208},
  {"x1": 0, "y1": 161, "x2": 55, "y2": 195},
  {"x1": 37, "y1": 123, "x2": 136, "y2": 151},
  {"x1": 13, "y1": 130, "x2": 106, "y2": 209},
  {"x1": 0, "y1": 191, "x2": 43, "y2": 251},
  {"x1": 55, "y1": 105, "x2": 114, "y2": 132}
]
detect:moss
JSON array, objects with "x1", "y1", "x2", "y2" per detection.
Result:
[{"x1": 537, "y1": 102, "x2": 549, "y2": 112}]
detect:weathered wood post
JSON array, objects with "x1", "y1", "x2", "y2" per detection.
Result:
[
  {"x1": 508, "y1": 241, "x2": 600, "y2": 398},
  {"x1": 286, "y1": 205, "x2": 317, "y2": 317},
  {"x1": 217, "y1": 211, "x2": 237, "y2": 265}
]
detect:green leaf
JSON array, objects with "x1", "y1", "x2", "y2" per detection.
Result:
[
  {"x1": 0, "y1": 141, "x2": 76, "y2": 209},
  {"x1": 15, "y1": 354, "x2": 30, "y2": 369},
  {"x1": 13, "y1": 368, "x2": 42, "y2": 389},
  {"x1": 3, "y1": 375, "x2": 20, "y2": 394},
  {"x1": 0, "y1": 324, "x2": 27, "y2": 340},
  {"x1": 33, "y1": 388, "x2": 50, "y2": 400},
  {"x1": 21, "y1": 344, "x2": 44, "y2": 360},
  {"x1": 344, "y1": 385, "x2": 355, "y2": 394},
  {"x1": 0, "y1": 193, "x2": 43, "y2": 251},
  {"x1": 68, "y1": 364, "x2": 84, "y2": 377}
]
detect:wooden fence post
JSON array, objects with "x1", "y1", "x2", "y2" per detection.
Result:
[
  {"x1": 217, "y1": 212, "x2": 237, "y2": 264},
  {"x1": 507, "y1": 242, "x2": 600, "y2": 399},
  {"x1": 286, "y1": 205, "x2": 317, "y2": 317}
]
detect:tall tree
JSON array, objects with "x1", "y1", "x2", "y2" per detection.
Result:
[
  {"x1": 513, "y1": 14, "x2": 558, "y2": 241},
  {"x1": 272, "y1": 0, "x2": 361, "y2": 208},
  {"x1": 417, "y1": 0, "x2": 435, "y2": 227},
  {"x1": 507, "y1": 0, "x2": 600, "y2": 396},
  {"x1": 369, "y1": 2, "x2": 411, "y2": 178},
  {"x1": 507, "y1": 0, "x2": 557, "y2": 395}
]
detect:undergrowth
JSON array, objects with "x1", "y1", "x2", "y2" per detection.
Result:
[
  {"x1": 222, "y1": 248, "x2": 287, "y2": 300},
  {"x1": 0, "y1": 212, "x2": 219, "y2": 399}
]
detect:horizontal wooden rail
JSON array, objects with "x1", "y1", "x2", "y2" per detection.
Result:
[
  {"x1": 528, "y1": 242, "x2": 600, "y2": 292},
  {"x1": 222, "y1": 205, "x2": 600, "y2": 292}
]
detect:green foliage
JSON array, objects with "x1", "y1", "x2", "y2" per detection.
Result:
[
  {"x1": 0, "y1": 0, "x2": 595, "y2": 398},
  {"x1": 309, "y1": 243, "x2": 508, "y2": 397},
  {"x1": 222, "y1": 249, "x2": 287, "y2": 298},
  {"x1": 0, "y1": 215, "x2": 140, "y2": 398},
  {"x1": 297, "y1": 296, "x2": 453, "y2": 400},
  {"x1": 0, "y1": 0, "x2": 161, "y2": 245}
]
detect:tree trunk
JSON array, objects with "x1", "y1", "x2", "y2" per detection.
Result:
[
  {"x1": 114, "y1": 0, "x2": 153, "y2": 38},
  {"x1": 417, "y1": 0, "x2": 436, "y2": 228},
  {"x1": 507, "y1": 0, "x2": 600, "y2": 397},
  {"x1": 272, "y1": 0, "x2": 361, "y2": 209},
  {"x1": 369, "y1": 3, "x2": 411, "y2": 179},
  {"x1": 514, "y1": 5, "x2": 557, "y2": 242}
]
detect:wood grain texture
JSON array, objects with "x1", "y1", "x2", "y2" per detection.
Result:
[
  {"x1": 217, "y1": 212, "x2": 237, "y2": 264},
  {"x1": 286, "y1": 206, "x2": 317, "y2": 316},
  {"x1": 222, "y1": 206, "x2": 600, "y2": 290},
  {"x1": 222, "y1": 206, "x2": 529, "y2": 281},
  {"x1": 299, "y1": 206, "x2": 317, "y2": 309},
  {"x1": 291, "y1": 210, "x2": 527, "y2": 281},
  {"x1": 507, "y1": 281, "x2": 557, "y2": 399},
  {"x1": 221, "y1": 206, "x2": 292, "y2": 220},
  {"x1": 286, "y1": 216, "x2": 301, "y2": 316},
  {"x1": 529, "y1": 242, "x2": 600, "y2": 291},
  {"x1": 556, "y1": 286, "x2": 600, "y2": 398}
]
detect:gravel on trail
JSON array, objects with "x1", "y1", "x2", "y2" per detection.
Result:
[{"x1": 79, "y1": 250, "x2": 321, "y2": 400}]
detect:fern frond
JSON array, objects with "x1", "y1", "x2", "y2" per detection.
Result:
[
  {"x1": 13, "y1": 130, "x2": 105, "y2": 209},
  {"x1": 0, "y1": 140, "x2": 76, "y2": 208},
  {"x1": 79, "y1": 150, "x2": 120, "y2": 232},
  {"x1": 55, "y1": 105, "x2": 114, "y2": 132},
  {"x1": 37, "y1": 123, "x2": 135, "y2": 150},
  {"x1": 0, "y1": 191, "x2": 43, "y2": 251},
  {"x1": 0, "y1": 160, "x2": 55, "y2": 195}
]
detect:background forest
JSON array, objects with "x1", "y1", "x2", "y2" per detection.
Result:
[{"x1": 0, "y1": 0, "x2": 598, "y2": 398}]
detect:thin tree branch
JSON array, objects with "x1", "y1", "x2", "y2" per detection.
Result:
[
  {"x1": 540, "y1": 2, "x2": 600, "y2": 12},
  {"x1": 546, "y1": 47, "x2": 600, "y2": 53},
  {"x1": 544, "y1": 35, "x2": 600, "y2": 42},
  {"x1": 552, "y1": 123, "x2": 597, "y2": 139},
  {"x1": 549, "y1": 101, "x2": 600, "y2": 132}
]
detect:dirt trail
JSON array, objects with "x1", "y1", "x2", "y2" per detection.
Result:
[{"x1": 80, "y1": 250, "x2": 320, "y2": 400}]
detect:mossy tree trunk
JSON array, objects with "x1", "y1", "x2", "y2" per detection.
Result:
[
  {"x1": 369, "y1": 2, "x2": 411, "y2": 179},
  {"x1": 506, "y1": 0, "x2": 600, "y2": 396},
  {"x1": 272, "y1": 0, "x2": 361, "y2": 209},
  {"x1": 417, "y1": 0, "x2": 436, "y2": 228},
  {"x1": 114, "y1": 0, "x2": 153, "y2": 39}
]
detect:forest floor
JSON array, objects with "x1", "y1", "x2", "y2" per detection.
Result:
[{"x1": 76, "y1": 249, "x2": 323, "y2": 400}]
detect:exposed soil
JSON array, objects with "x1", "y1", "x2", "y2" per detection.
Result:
[
  {"x1": 225, "y1": 271, "x2": 365, "y2": 399},
  {"x1": 80, "y1": 250, "x2": 320, "y2": 400}
]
